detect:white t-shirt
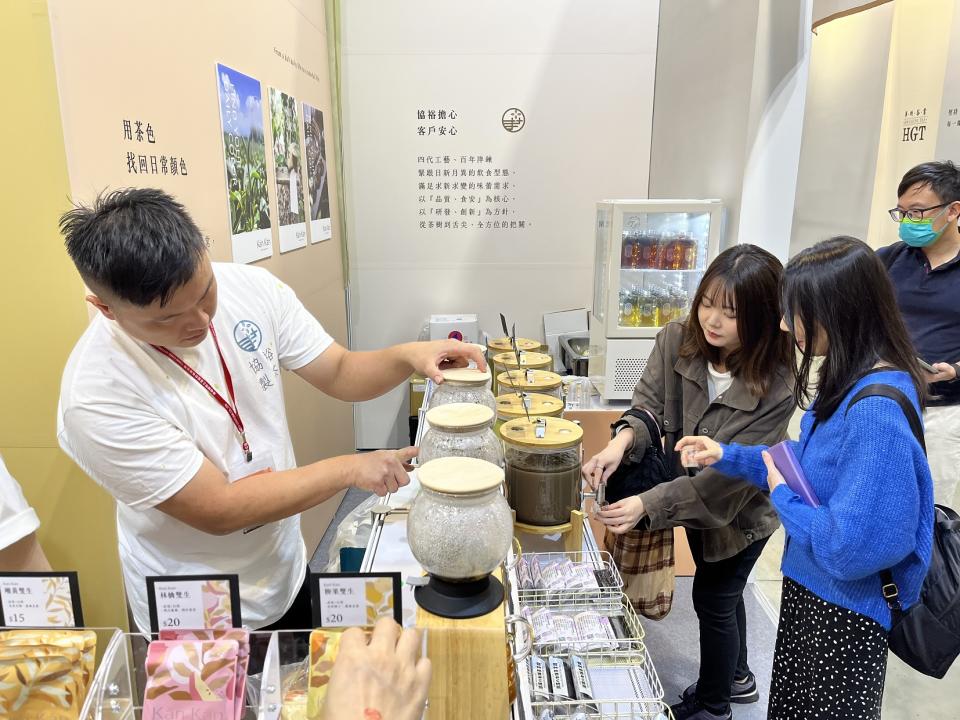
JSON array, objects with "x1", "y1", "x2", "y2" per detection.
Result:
[
  {"x1": 0, "y1": 455, "x2": 41, "y2": 551},
  {"x1": 57, "y1": 263, "x2": 333, "y2": 631},
  {"x1": 707, "y1": 363, "x2": 734, "y2": 403}
]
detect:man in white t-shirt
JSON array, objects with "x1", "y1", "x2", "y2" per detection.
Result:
[
  {"x1": 56, "y1": 188, "x2": 484, "y2": 632},
  {"x1": 0, "y1": 455, "x2": 51, "y2": 572}
]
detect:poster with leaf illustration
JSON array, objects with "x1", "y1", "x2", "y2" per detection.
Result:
[
  {"x1": 216, "y1": 63, "x2": 273, "y2": 264},
  {"x1": 269, "y1": 88, "x2": 308, "y2": 253},
  {"x1": 303, "y1": 103, "x2": 332, "y2": 242}
]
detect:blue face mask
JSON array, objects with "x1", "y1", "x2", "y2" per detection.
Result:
[{"x1": 899, "y1": 206, "x2": 949, "y2": 247}]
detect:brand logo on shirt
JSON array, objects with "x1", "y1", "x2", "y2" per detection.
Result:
[{"x1": 233, "y1": 321, "x2": 262, "y2": 352}]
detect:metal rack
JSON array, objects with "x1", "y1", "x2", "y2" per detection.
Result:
[{"x1": 516, "y1": 550, "x2": 624, "y2": 609}]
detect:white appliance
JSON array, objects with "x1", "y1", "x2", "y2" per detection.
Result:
[
  {"x1": 588, "y1": 199, "x2": 725, "y2": 400},
  {"x1": 428, "y1": 314, "x2": 480, "y2": 343}
]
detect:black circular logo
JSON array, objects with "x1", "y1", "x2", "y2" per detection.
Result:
[{"x1": 502, "y1": 108, "x2": 525, "y2": 133}]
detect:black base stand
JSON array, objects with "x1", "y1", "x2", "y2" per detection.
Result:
[{"x1": 414, "y1": 575, "x2": 504, "y2": 619}]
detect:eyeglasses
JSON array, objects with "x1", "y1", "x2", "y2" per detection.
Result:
[{"x1": 888, "y1": 204, "x2": 948, "y2": 222}]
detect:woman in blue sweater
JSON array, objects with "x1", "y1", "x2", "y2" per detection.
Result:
[{"x1": 676, "y1": 236, "x2": 934, "y2": 719}]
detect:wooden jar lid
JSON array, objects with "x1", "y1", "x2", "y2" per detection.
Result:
[
  {"x1": 487, "y1": 337, "x2": 540, "y2": 353},
  {"x1": 499, "y1": 416, "x2": 583, "y2": 449},
  {"x1": 425, "y1": 403, "x2": 495, "y2": 431},
  {"x1": 491, "y1": 351, "x2": 551, "y2": 369},
  {"x1": 441, "y1": 367, "x2": 491, "y2": 385},
  {"x1": 495, "y1": 393, "x2": 564, "y2": 418},
  {"x1": 496, "y1": 369, "x2": 562, "y2": 391},
  {"x1": 417, "y1": 456, "x2": 504, "y2": 494}
]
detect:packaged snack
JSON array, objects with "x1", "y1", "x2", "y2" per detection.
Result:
[
  {"x1": 142, "y1": 638, "x2": 239, "y2": 720},
  {"x1": 528, "y1": 558, "x2": 544, "y2": 589},
  {"x1": 516, "y1": 557, "x2": 534, "y2": 590},
  {"x1": 547, "y1": 655, "x2": 573, "y2": 699},
  {"x1": 0, "y1": 629, "x2": 97, "y2": 699},
  {"x1": 0, "y1": 654, "x2": 82, "y2": 720},
  {"x1": 568, "y1": 563, "x2": 601, "y2": 591},
  {"x1": 159, "y1": 628, "x2": 250, "y2": 720},
  {"x1": 551, "y1": 614, "x2": 579, "y2": 653},
  {"x1": 570, "y1": 655, "x2": 599, "y2": 713},
  {"x1": 529, "y1": 655, "x2": 551, "y2": 703},
  {"x1": 573, "y1": 611, "x2": 618, "y2": 652},
  {"x1": 530, "y1": 608, "x2": 558, "y2": 646}
]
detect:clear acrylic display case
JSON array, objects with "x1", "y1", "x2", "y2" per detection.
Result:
[
  {"x1": 592, "y1": 200, "x2": 724, "y2": 340},
  {"x1": 81, "y1": 629, "x2": 312, "y2": 720}
]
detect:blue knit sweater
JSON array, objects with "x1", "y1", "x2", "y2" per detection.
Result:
[{"x1": 715, "y1": 370, "x2": 934, "y2": 630}]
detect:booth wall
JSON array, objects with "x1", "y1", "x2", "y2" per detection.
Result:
[
  {"x1": 46, "y1": 0, "x2": 352, "y2": 560},
  {"x1": 0, "y1": 0, "x2": 128, "y2": 629},
  {"x1": 790, "y1": 3, "x2": 895, "y2": 255},
  {"x1": 338, "y1": 0, "x2": 660, "y2": 449}
]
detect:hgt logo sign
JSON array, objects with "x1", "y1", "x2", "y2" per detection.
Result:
[{"x1": 902, "y1": 107, "x2": 928, "y2": 143}]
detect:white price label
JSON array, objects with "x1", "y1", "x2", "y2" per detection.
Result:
[
  {"x1": 153, "y1": 580, "x2": 206, "y2": 630},
  {"x1": 0, "y1": 576, "x2": 76, "y2": 627},
  {"x1": 317, "y1": 578, "x2": 367, "y2": 628}
]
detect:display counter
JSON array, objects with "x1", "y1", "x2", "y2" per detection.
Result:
[{"x1": 361, "y1": 469, "x2": 673, "y2": 719}]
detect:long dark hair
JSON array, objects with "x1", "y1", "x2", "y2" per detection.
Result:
[
  {"x1": 782, "y1": 236, "x2": 926, "y2": 420},
  {"x1": 680, "y1": 244, "x2": 791, "y2": 396}
]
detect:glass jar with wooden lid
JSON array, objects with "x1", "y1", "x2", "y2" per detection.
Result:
[
  {"x1": 496, "y1": 368, "x2": 563, "y2": 399},
  {"x1": 500, "y1": 416, "x2": 583, "y2": 527},
  {"x1": 493, "y1": 392, "x2": 564, "y2": 435},
  {"x1": 419, "y1": 403, "x2": 503, "y2": 466},
  {"x1": 427, "y1": 367, "x2": 496, "y2": 414},
  {"x1": 490, "y1": 351, "x2": 552, "y2": 394}
]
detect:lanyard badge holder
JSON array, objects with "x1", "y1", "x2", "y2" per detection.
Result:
[{"x1": 151, "y1": 324, "x2": 253, "y2": 462}]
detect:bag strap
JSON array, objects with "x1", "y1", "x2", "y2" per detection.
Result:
[
  {"x1": 845, "y1": 383, "x2": 926, "y2": 624},
  {"x1": 613, "y1": 408, "x2": 664, "y2": 454}
]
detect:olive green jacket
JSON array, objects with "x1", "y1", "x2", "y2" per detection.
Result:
[{"x1": 617, "y1": 322, "x2": 795, "y2": 562}]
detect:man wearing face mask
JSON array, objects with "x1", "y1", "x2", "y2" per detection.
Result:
[{"x1": 879, "y1": 160, "x2": 960, "y2": 508}]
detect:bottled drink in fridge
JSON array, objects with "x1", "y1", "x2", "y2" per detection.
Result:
[
  {"x1": 639, "y1": 232, "x2": 660, "y2": 269},
  {"x1": 680, "y1": 234, "x2": 698, "y2": 270},
  {"x1": 639, "y1": 289, "x2": 659, "y2": 327},
  {"x1": 621, "y1": 232, "x2": 634, "y2": 268}
]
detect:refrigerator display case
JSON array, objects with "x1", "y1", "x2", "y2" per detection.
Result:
[{"x1": 589, "y1": 200, "x2": 725, "y2": 400}]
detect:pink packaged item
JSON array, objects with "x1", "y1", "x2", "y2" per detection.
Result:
[
  {"x1": 142, "y1": 639, "x2": 238, "y2": 720},
  {"x1": 159, "y1": 628, "x2": 251, "y2": 720}
]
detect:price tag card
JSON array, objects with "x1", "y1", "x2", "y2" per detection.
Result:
[
  {"x1": 0, "y1": 571, "x2": 83, "y2": 628},
  {"x1": 310, "y1": 572, "x2": 402, "y2": 628},
  {"x1": 146, "y1": 574, "x2": 241, "y2": 633}
]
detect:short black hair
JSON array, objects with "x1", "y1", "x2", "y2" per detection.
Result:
[
  {"x1": 60, "y1": 188, "x2": 206, "y2": 307},
  {"x1": 897, "y1": 160, "x2": 960, "y2": 203}
]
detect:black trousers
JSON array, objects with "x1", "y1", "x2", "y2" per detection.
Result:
[{"x1": 686, "y1": 529, "x2": 769, "y2": 715}]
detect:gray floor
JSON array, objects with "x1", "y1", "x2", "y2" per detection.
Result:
[{"x1": 642, "y1": 577, "x2": 777, "y2": 720}]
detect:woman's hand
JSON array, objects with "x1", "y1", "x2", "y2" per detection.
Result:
[
  {"x1": 674, "y1": 435, "x2": 724, "y2": 467},
  {"x1": 321, "y1": 617, "x2": 431, "y2": 720},
  {"x1": 582, "y1": 429, "x2": 633, "y2": 490},
  {"x1": 596, "y1": 496, "x2": 645, "y2": 534},
  {"x1": 761, "y1": 450, "x2": 786, "y2": 494}
]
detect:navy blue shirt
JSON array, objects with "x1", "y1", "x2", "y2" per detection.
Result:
[{"x1": 877, "y1": 241, "x2": 960, "y2": 405}]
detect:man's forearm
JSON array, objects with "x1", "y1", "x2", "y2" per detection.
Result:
[
  {"x1": 328, "y1": 344, "x2": 415, "y2": 402},
  {"x1": 167, "y1": 455, "x2": 357, "y2": 535}
]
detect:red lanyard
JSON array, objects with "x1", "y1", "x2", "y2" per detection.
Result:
[{"x1": 151, "y1": 324, "x2": 252, "y2": 462}]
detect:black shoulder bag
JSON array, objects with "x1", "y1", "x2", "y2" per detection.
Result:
[
  {"x1": 603, "y1": 408, "x2": 672, "y2": 505},
  {"x1": 846, "y1": 383, "x2": 960, "y2": 679}
]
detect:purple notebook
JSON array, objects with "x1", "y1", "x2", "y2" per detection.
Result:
[{"x1": 767, "y1": 440, "x2": 820, "y2": 508}]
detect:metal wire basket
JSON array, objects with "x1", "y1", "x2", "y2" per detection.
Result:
[
  {"x1": 521, "y1": 594, "x2": 648, "y2": 664},
  {"x1": 516, "y1": 550, "x2": 624, "y2": 609}
]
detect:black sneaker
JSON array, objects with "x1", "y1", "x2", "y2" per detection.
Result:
[
  {"x1": 681, "y1": 671, "x2": 759, "y2": 705},
  {"x1": 669, "y1": 695, "x2": 732, "y2": 720}
]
